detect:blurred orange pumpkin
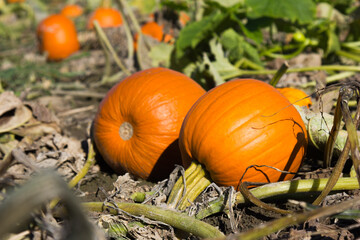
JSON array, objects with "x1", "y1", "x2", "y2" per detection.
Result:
[
  {"x1": 134, "y1": 21, "x2": 173, "y2": 50},
  {"x1": 60, "y1": 4, "x2": 84, "y2": 19},
  {"x1": 37, "y1": 14, "x2": 80, "y2": 61},
  {"x1": 87, "y1": 7, "x2": 123, "y2": 29},
  {"x1": 179, "y1": 11, "x2": 190, "y2": 27}
]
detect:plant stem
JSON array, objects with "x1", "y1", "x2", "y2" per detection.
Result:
[
  {"x1": 177, "y1": 171, "x2": 212, "y2": 210},
  {"x1": 167, "y1": 161, "x2": 212, "y2": 210},
  {"x1": 196, "y1": 177, "x2": 360, "y2": 219},
  {"x1": 83, "y1": 201, "x2": 225, "y2": 238},
  {"x1": 114, "y1": 0, "x2": 134, "y2": 60},
  {"x1": 234, "y1": 58, "x2": 264, "y2": 70},
  {"x1": 262, "y1": 40, "x2": 310, "y2": 60},
  {"x1": 167, "y1": 161, "x2": 197, "y2": 208},
  {"x1": 312, "y1": 95, "x2": 360, "y2": 205},
  {"x1": 117, "y1": 0, "x2": 141, "y2": 34},
  {"x1": 269, "y1": 62, "x2": 289, "y2": 87},
  {"x1": 301, "y1": 71, "x2": 355, "y2": 88},
  {"x1": 93, "y1": 21, "x2": 131, "y2": 77},
  {"x1": 49, "y1": 142, "x2": 96, "y2": 209},
  {"x1": 336, "y1": 50, "x2": 360, "y2": 62},
  {"x1": 223, "y1": 65, "x2": 360, "y2": 80},
  {"x1": 323, "y1": 96, "x2": 343, "y2": 168},
  {"x1": 232, "y1": 194, "x2": 360, "y2": 240}
]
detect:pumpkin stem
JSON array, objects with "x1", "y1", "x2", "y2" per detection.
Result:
[
  {"x1": 167, "y1": 161, "x2": 197, "y2": 207},
  {"x1": 167, "y1": 161, "x2": 212, "y2": 210},
  {"x1": 269, "y1": 62, "x2": 289, "y2": 87},
  {"x1": 119, "y1": 122, "x2": 133, "y2": 140}
]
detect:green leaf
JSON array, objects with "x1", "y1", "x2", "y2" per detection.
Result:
[
  {"x1": 230, "y1": 13, "x2": 263, "y2": 45},
  {"x1": 325, "y1": 28, "x2": 340, "y2": 56},
  {"x1": 128, "y1": 0, "x2": 157, "y2": 14},
  {"x1": 220, "y1": 28, "x2": 262, "y2": 65},
  {"x1": 149, "y1": 43, "x2": 174, "y2": 68},
  {"x1": 245, "y1": 0, "x2": 316, "y2": 24},
  {"x1": 175, "y1": 12, "x2": 227, "y2": 59},
  {"x1": 208, "y1": 38, "x2": 242, "y2": 81},
  {"x1": 205, "y1": 0, "x2": 244, "y2": 9},
  {"x1": 203, "y1": 53, "x2": 225, "y2": 86}
]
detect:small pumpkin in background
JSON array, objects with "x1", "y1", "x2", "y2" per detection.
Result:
[
  {"x1": 179, "y1": 11, "x2": 190, "y2": 27},
  {"x1": 134, "y1": 21, "x2": 167, "y2": 50},
  {"x1": 87, "y1": 0, "x2": 122, "y2": 29},
  {"x1": 37, "y1": 14, "x2": 80, "y2": 61},
  {"x1": 60, "y1": 4, "x2": 84, "y2": 19},
  {"x1": 92, "y1": 67, "x2": 206, "y2": 181},
  {"x1": 277, "y1": 87, "x2": 312, "y2": 108}
]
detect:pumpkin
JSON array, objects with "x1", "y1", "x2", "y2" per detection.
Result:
[
  {"x1": 277, "y1": 87, "x2": 312, "y2": 108},
  {"x1": 37, "y1": 14, "x2": 80, "y2": 61},
  {"x1": 168, "y1": 79, "x2": 308, "y2": 209},
  {"x1": 179, "y1": 12, "x2": 190, "y2": 27},
  {"x1": 92, "y1": 67, "x2": 206, "y2": 181},
  {"x1": 60, "y1": 4, "x2": 84, "y2": 19},
  {"x1": 87, "y1": 7, "x2": 123, "y2": 29},
  {"x1": 134, "y1": 21, "x2": 165, "y2": 50}
]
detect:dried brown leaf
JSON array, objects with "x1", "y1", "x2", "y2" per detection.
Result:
[{"x1": 0, "y1": 92, "x2": 32, "y2": 133}]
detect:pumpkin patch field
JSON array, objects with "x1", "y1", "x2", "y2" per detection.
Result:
[{"x1": 3, "y1": 0, "x2": 360, "y2": 239}]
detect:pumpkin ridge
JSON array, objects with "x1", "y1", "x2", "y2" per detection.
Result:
[
  {"x1": 189, "y1": 79, "x2": 272, "y2": 135},
  {"x1": 125, "y1": 144, "x2": 149, "y2": 179},
  {"x1": 189, "y1": 83, "x2": 275, "y2": 161}
]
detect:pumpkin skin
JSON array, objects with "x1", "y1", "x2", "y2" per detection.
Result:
[
  {"x1": 37, "y1": 14, "x2": 80, "y2": 61},
  {"x1": 179, "y1": 79, "x2": 308, "y2": 189},
  {"x1": 93, "y1": 67, "x2": 206, "y2": 181},
  {"x1": 277, "y1": 87, "x2": 312, "y2": 108},
  {"x1": 61, "y1": 4, "x2": 84, "y2": 19},
  {"x1": 87, "y1": 7, "x2": 123, "y2": 29}
]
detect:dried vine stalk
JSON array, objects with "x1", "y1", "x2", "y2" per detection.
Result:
[{"x1": 313, "y1": 85, "x2": 360, "y2": 205}]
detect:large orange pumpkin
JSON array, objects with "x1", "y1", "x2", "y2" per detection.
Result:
[
  {"x1": 87, "y1": 7, "x2": 123, "y2": 29},
  {"x1": 93, "y1": 67, "x2": 206, "y2": 181},
  {"x1": 179, "y1": 79, "x2": 308, "y2": 187},
  {"x1": 37, "y1": 14, "x2": 80, "y2": 61},
  {"x1": 277, "y1": 87, "x2": 312, "y2": 108}
]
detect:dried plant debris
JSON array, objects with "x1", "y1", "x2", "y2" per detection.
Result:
[
  {"x1": 3, "y1": 133, "x2": 93, "y2": 184},
  {"x1": 97, "y1": 214, "x2": 174, "y2": 240},
  {"x1": 0, "y1": 91, "x2": 32, "y2": 133}
]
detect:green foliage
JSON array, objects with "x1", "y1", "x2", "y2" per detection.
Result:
[
  {"x1": 220, "y1": 28, "x2": 262, "y2": 65},
  {"x1": 165, "y1": 0, "x2": 359, "y2": 88},
  {"x1": 245, "y1": 0, "x2": 316, "y2": 24},
  {"x1": 205, "y1": 0, "x2": 244, "y2": 9},
  {"x1": 175, "y1": 12, "x2": 227, "y2": 59}
]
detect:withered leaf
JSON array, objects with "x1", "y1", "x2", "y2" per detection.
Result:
[{"x1": 0, "y1": 92, "x2": 32, "y2": 133}]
